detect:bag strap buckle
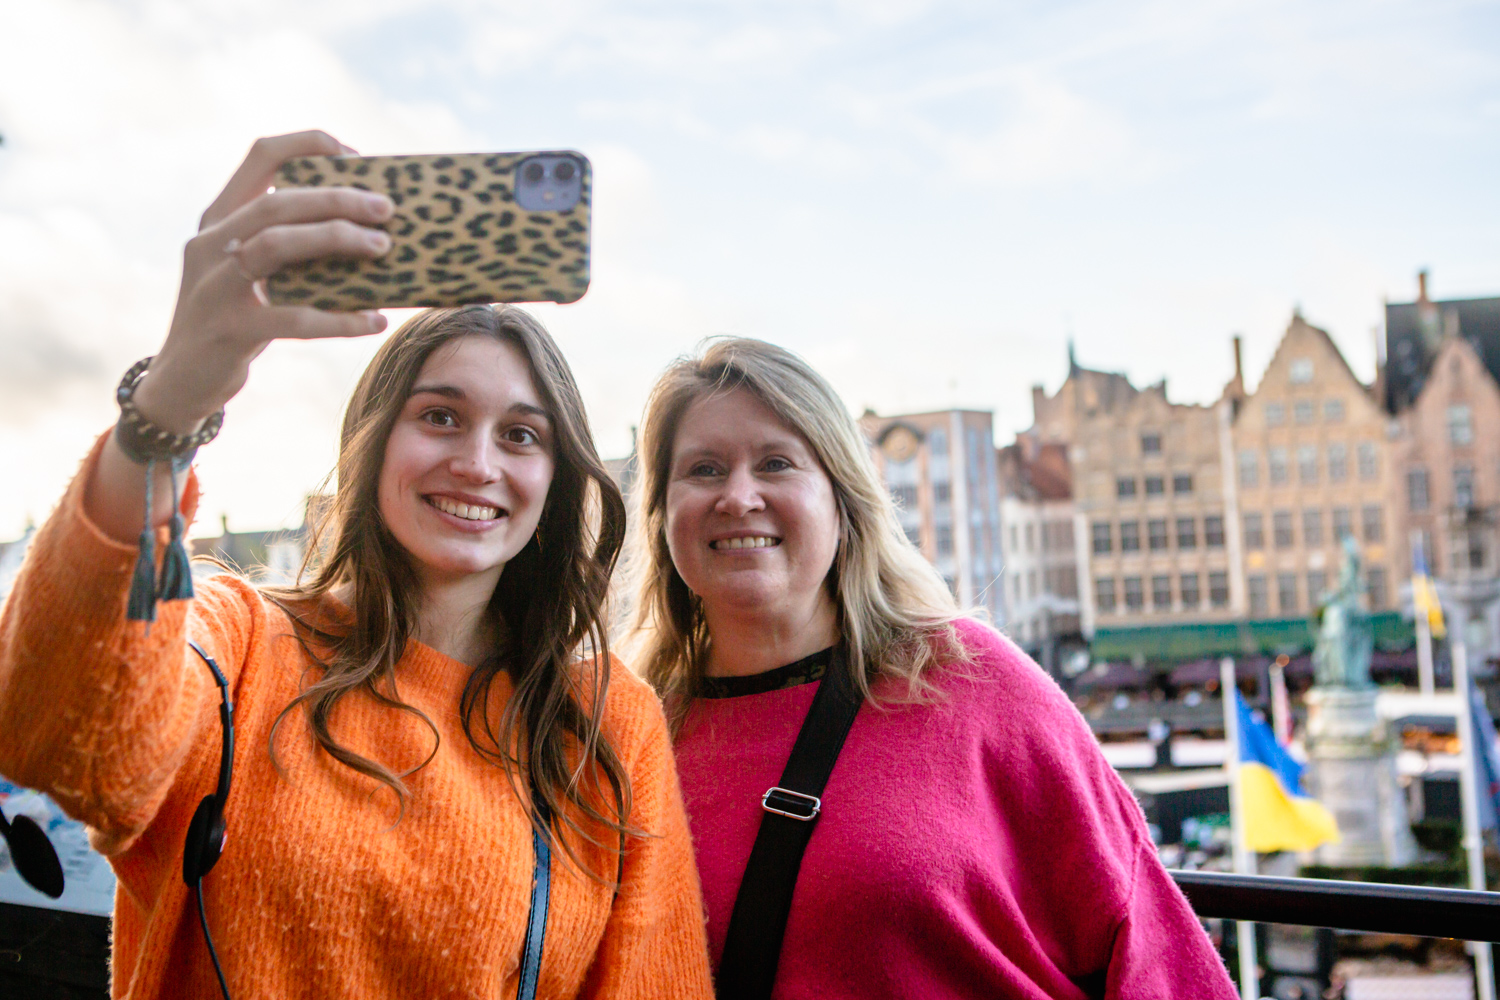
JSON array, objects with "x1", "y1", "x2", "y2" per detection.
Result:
[{"x1": 761, "y1": 786, "x2": 821, "y2": 821}]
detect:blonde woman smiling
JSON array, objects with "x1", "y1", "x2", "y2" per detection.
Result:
[{"x1": 626, "y1": 338, "x2": 1235, "y2": 999}]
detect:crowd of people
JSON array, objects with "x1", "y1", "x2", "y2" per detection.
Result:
[{"x1": 0, "y1": 131, "x2": 1237, "y2": 999}]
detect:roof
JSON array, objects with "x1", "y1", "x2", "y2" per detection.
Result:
[
  {"x1": 998, "y1": 438, "x2": 1072, "y2": 501},
  {"x1": 1385, "y1": 295, "x2": 1500, "y2": 412}
]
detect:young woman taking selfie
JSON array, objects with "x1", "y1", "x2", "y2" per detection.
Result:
[
  {"x1": 0, "y1": 132, "x2": 713, "y2": 999},
  {"x1": 626, "y1": 338, "x2": 1237, "y2": 999}
]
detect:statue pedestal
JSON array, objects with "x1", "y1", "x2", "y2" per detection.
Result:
[{"x1": 1304, "y1": 687, "x2": 1417, "y2": 867}]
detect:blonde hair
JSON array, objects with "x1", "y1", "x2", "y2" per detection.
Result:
[{"x1": 624, "y1": 337, "x2": 968, "y2": 726}]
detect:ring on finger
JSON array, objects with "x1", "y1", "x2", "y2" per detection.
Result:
[{"x1": 222, "y1": 237, "x2": 260, "y2": 284}]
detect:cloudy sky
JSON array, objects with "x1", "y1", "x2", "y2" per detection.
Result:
[{"x1": 2, "y1": 0, "x2": 1497, "y2": 539}]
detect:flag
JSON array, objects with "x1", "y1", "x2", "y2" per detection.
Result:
[
  {"x1": 1412, "y1": 539, "x2": 1446, "y2": 639},
  {"x1": 1235, "y1": 690, "x2": 1341, "y2": 852},
  {"x1": 1467, "y1": 675, "x2": 1500, "y2": 832}
]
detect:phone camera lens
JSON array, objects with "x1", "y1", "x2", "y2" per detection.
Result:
[
  {"x1": 523, "y1": 162, "x2": 545, "y2": 184},
  {"x1": 554, "y1": 161, "x2": 576, "y2": 182}
]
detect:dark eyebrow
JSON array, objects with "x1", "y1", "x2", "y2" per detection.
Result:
[{"x1": 409, "y1": 384, "x2": 551, "y2": 422}]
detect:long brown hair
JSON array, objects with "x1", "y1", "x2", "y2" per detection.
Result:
[
  {"x1": 623, "y1": 337, "x2": 967, "y2": 730},
  {"x1": 265, "y1": 305, "x2": 630, "y2": 877}
]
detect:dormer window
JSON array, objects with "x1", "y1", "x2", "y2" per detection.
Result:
[{"x1": 1290, "y1": 359, "x2": 1314, "y2": 384}]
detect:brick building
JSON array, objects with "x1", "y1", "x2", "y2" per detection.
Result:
[
  {"x1": 1031, "y1": 357, "x2": 1238, "y2": 634},
  {"x1": 1229, "y1": 312, "x2": 1397, "y2": 618},
  {"x1": 1385, "y1": 287, "x2": 1500, "y2": 658}
]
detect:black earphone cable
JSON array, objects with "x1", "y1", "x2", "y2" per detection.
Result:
[{"x1": 195, "y1": 878, "x2": 231, "y2": 1000}]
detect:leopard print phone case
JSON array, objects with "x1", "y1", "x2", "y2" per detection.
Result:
[{"x1": 264, "y1": 151, "x2": 591, "y2": 311}]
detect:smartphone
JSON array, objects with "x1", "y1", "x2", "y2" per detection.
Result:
[{"x1": 264, "y1": 151, "x2": 591, "y2": 311}]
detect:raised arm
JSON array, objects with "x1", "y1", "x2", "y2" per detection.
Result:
[
  {"x1": 0, "y1": 131, "x2": 395, "y2": 848},
  {"x1": 89, "y1": 130, "x2": 394, "y2": 543}
]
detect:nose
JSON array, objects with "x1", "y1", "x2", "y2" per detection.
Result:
[
  {"x1": 448, "y1": 430, "x2": 500, "y2": 483},
  {"x1": 714, "y1": 465, "x2": 765, "y2": 518}
]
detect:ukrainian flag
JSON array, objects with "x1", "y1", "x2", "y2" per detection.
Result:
[
  {"x1": 1412, "y1": 542, "x2": 1446, "y2": 639},
  {"x1": 1235, "y1": 691, "x2": 1340, "y2": 852}
]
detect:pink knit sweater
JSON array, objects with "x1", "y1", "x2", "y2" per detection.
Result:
[{"x1": 675, "y1": 619, "x2": 1237, "y2": 998}]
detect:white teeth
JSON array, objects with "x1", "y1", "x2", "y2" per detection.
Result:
[
  {"x1": 713, "y1": 536, "x2": 779, "y2": 550},
  {"x1": 431, "y1": 497, "x2": 500, "y2": 521}
]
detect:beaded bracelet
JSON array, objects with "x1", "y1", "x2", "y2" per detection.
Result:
[{"x1": 114, "y1": 357, "x2": 225, "y2": 627}]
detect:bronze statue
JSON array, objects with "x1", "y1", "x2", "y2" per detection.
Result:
[{"x1": 1312, "y1": 536, "x2": 1375, "y2": 690}]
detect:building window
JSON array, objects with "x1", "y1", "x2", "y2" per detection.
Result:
[
  {"x1": 1307, "y1": 571, "x2": 1328, "y2": 605},
  {"x1": 1361, "y1": 504, "x2": 1383, "y2": 543},
  {"x1": 1145, "y1": 475, "x2": 1165, "y2": 497},
  {"x1": 1249, "y1": 575, "x2": 1269, "y2": 616},
  {"x1": 1244, "y1": 513, "x2": 1265, "y2": 550},
  {"x1": 1095, "y1": 577, "x2": 1117, "y2": 613},
  {"x1": 1148, "y1": 519, "x2": 1169, "y2": 551},
  {"x1": 1141, "y1": 432, "x2": 1162, "y2": 455},
  {"x1": 1092, "y1": 521, "x2": 1112, "y2": 554},
  {"x1": 1408, "y1": 467, "x2": 1430, "y2": 512},
  {"x1": 1120, "y1": 521, "x2": 1141, "y2": 552},
  {"x1": 1367, "y1": 567, "x2": 1388, "y2": 609},
  {"x1": 1273, "y1": 510, "x2": 1295, "y2": 549},
  {"x1": 1448, "y1": 405, "x2": 1474, "y2": 445},
  {"x1": 1294, "y1": 400, "x2": 1316, "y2": 425},
  {"x1": 1324, "y1": 398, "x2": 1345, "y2": 422},
  {"x1": 1238, "y1": 449, "x2": 1259, "y2": 488},
  {"x1": 1328, "y1": 443, "x2": 1348, "y2": 483},
  {"x1": 1266, "y1": 403, "x2": 1286, "y2": 427},
  {"x1": 1332, "y1": 506, "x2": 1353, "y2": 542},
  {"x1": 1205, "y1": 515, "x2": 1226, "y2": 548},
  {"x1": 1209, "y1": 572, "x2": 1230, "y2": 608},
  {"x1": 1456, "y1": 466, "x2": 1476, "y2": 509},
  {"x1": 1024, "y1": 523, "x2": 1036, "y2": 553},
  {"x1": 1173, "y1": 473, "x2": 1193, "y2": 495},
  {"x1": 1302, "y1": 509, "x2": 1324, "y2": 547},
  {"x1": 1297, "y1": 445, "x2": 1319, "y2": 485},
  {"x1": 1176, "y1": 517, "x2": 1197, "y2": 549},
  {"x1": 936, "y1": 525, "x2": 954, "y2": 555},
  {"x1": 1269, "y1": 447, "x2": 1289, "y2": 486},
  {"x1": 1123, "y1": 576, "x2": 1144, "y2": 612},
  {"x1": 1027, "y1": 570, "x2": 1037, "y2": 600},
  {"x1": 1465, "y1": 528, "x2": 1487, "y2": 571},
  {"x1": 890, "y1": 484, "x2": 918, "y2": 509},
  {"x1": 933, "y1": 481, "x2": 951, "y2": 503},
  {"x1": 1117, "y1": 477, "x2": 1137, "y2": 499},
  {"x1": 1290, "y1": 359, "x2": 1314, "y2": 384},
  {"x1": 1358, "y1": 442, "x2": 1378, "y2": 481},
  {"x1": 1181, "y1": 573, "x2": 1201, "y2": 608},
  {"x1": 1152, "y1": 575, "x2": 1172, "y2": 610},
  {"x1": 1277, "y1": 572, "x2": 1298, "y2": 614}
]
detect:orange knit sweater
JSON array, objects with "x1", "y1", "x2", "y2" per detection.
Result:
[{"x1": 0, "y1": 436, "x2": 714, "y2": 1000}]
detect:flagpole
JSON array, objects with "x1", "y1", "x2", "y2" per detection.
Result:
[
  {"x1": 1221, "y1": 656, "x2": 1258, "y2": 1000},
  {"x1": 1413, "y1": 529, "x2": 1436, "y2": 696},
  {"x1": 1268, "y1": 657, "x2": 1290, "y2": 747},
  {"x1": 1453, "y1": 632, "x2": 1496, "y2": 1000}
]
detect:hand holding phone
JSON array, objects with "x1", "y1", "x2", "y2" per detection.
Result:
[{"x1": 265, "y1": 151, "x2": 593, "y2": 311}]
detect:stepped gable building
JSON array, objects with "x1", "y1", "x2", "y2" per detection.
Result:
[
  {"x1": 861, "y1": 409, "x2": 1006, "y2": 623},
  {"x1": 1385, "y1": 272, "x2": 1500, "y2": 413},
  {"x1": 1230, "y1": 312, "x2": 1397, "y2": 618},
  {"x1": 1032, "y1": 355, "x2": 1238, "y2": 635},
  {"x1": 996, "y1": 434, "x2": 1081, "y2": 669},
  {"x1": 1379, "y1": 273, "x2": 1500, "y2": 660}
]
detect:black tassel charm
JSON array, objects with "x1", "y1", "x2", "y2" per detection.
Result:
[
  {"x1": 156, "y1": 459, "x2": 194, "y2": 604},
  {"x1": 127, "y1": 459, "x2": 159, "y2": 626}
]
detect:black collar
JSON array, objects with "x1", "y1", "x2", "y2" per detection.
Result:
[{"x1": 699, "y1": 647, "x2": 835, "y2": 699}]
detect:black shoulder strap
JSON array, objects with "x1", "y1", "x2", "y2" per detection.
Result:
[
  {"x1": 516, "y1": 801, "x2": 551, "y2": 1000},
  {"x1": 715, "y1": 648, "x2": 863, "y2": 1000}
]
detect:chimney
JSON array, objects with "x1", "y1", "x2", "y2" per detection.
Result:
[
  {"x1": 1418, "y1": 269, "x2": 1429, "y2": 303},
  {"x1": 1232, "y1": 335, "x2": 1244, "y2": 387}
]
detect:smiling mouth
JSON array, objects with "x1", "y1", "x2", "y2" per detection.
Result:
[
  {"x1": 710, "y1": 536, "x2": 781, "y2": 550},
  {"x1": 427, "y1": 496, "x2": 505, "y2": 521}
]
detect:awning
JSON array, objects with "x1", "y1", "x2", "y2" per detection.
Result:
[{"x1": 1089, "y1": 612, "x2": 1415, "y2": 665}]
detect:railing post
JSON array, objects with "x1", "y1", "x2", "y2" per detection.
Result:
[
  {"x1": 1221, "y1": 656, "x2": 1258, "y2": 1000},
  {"x1": 1453, "y1": 633, "x2": 1496, "y2": 1000}
]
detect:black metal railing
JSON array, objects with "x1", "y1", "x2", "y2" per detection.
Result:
[{"x1": 1171, "y1": 869, "x2": 1500, "y2": 941}]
